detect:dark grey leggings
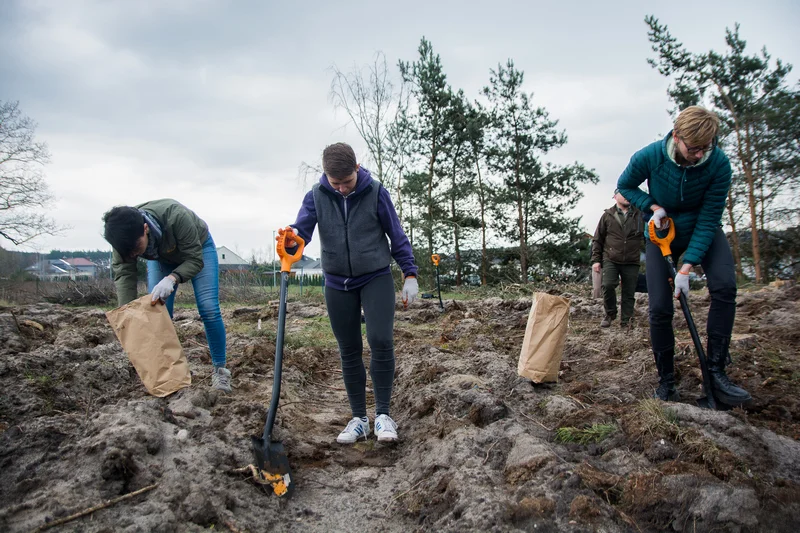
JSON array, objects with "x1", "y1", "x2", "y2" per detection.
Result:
[{"x1": 325, "y1": 274, "x2": 396, "y2": 418}]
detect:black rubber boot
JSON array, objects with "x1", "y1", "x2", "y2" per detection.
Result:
[
  {"x1": 653, "y1": 349, "x2": 680, "y2": 402},
  {"x1": 707, "y1": 337, "x2": 751, "y2": 406}
]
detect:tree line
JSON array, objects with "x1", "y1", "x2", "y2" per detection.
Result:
[
  {"x1": 331, "y1": 39, "x2": 597, "y2": 288},
  {"x1": 329, "y1": 20, "x2": 800, "y2": 287}
]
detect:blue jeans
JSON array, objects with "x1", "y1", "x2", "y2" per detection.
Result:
[{"x1": 147, "y1": 234, "x2": 226, "y2": 367}]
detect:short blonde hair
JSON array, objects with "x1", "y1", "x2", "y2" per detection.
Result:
[{"x1": 674, "y1": 106, "x2": 720, "y2": 146}]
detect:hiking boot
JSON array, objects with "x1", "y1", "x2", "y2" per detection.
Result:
[
  {"x1": 375, "y1": 414, "x2": 398, "y2": 442},
  {"x1": 337, "y1": 417, "x2": 370, "y2": 444},
  {"x1": 654, "y1": 382, "x2": 680, "y2": 402},
  {"x1": 707, "y1": 337, "x2": 751, "y2": 406},
  {"x1": 600, "y1": 316, "x2": 613, "y2": 328},
  {"x1": 211, "y1": 367, "x2": 232, "y2": 393},
  {"x1": 653, "y1": 349, "x2": 680, "y2": 402}
]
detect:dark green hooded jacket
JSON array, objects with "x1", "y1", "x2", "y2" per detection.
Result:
[{"x1": 111, "y1": 199, "x2": 209, "y2": 306}]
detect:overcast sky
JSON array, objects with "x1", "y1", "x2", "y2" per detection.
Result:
[{"x1": 2, "y1": 0, "x2": 798, "y2": 260}]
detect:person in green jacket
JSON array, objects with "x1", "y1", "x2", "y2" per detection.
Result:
[
  {"x1": 591, "y1": 189, "x2": 644, "y2": 328},
  {"x1": 617, "y1": 106, "x2": 750, "y2": 407},
  {"x1": 103, "y1": 199, "x2": 231, "y2": 393}
]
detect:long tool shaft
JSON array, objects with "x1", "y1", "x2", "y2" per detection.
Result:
[
  {"x1": 664, "y1": 257, "x2": 717, "y2": 410},
  {"x1": 435, "y1": 265, "x2": 443, "y2": 311},
  {"x1": 262, "y1": 270, "x2": 289, "y2": 442}
]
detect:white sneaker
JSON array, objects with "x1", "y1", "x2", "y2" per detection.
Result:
[
  {"x1": 374, "y1": 414, "x2": 398, "y2": 442},
  {"x1": 336, "y1": 417, "x2": 370, "y2": 444}
]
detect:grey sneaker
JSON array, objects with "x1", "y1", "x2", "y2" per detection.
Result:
[
  {"x1": 600, "y1": 316, "x2": 613, "y2": 328},
  {"x1": 211, "y1": 367, "x2": 232, "y2": 393}
]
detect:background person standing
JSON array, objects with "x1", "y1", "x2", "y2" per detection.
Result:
[{"x1": 591, "y1": 189, "x2": 644, "y2": 328}]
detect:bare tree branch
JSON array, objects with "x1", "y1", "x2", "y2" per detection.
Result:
[
  {"x1": 329, "y1": 52, "x2": 409, "y2": 196},
  {"x1": 0, "y1": 100, "x2": 61, "y2": 246}
]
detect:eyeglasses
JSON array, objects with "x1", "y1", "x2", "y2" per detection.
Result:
[{"x1": 680, "y1": 138, "x2": 715, "y2": 155}]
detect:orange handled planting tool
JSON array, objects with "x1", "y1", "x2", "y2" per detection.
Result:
[
  {"x1": 431, "y1": 254, "x2": 444, "y2": 312},
  {"x1": 251, "y1": 227, "x2": 305, "y2": 496}
]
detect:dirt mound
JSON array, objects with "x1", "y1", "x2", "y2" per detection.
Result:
[{"x1": 1, "y1": 286, "x2": 799, "y2": 532}]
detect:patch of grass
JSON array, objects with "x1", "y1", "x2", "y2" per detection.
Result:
[
  {"x1": 637, "y1": 398, "x2": 679, "y2": 433},
  {"x1": 25, "y1": 372, "x2": 53, "y2": 387},
  {"x1": 537, "y1": 398, "x2": 550, "y2": 410},
  {"x1": 626, "y1": 399, "x2": 743, "y2": 480},
  {"x1": 285, "y1": 317, "x2": 337, "y2": 350},
  {"x1": 555, "y1": 423, "x2": 617, "y2": 445}
]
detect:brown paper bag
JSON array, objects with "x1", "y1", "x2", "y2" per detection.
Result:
[
  {"x1": 518, "y1": 292, "x2": 570, "y2": 383},
  {"x1": 592, "y1": 268, "x2": 602, "y2": 298},
  {"x1": 106, "y1": 295, "x2": 191, "y2": 397}
]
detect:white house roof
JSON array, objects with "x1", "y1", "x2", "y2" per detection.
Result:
[{"x1": 216, "y1": 246, "x2": 248, "y2": 265}]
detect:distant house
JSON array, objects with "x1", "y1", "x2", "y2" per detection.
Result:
[
  {"x1": 216, "y1": 246, "x2": 249, "y2": 271},
  {"x1": 25, "y1": 258, "x2": 97, "y2": 280},
  {"x1": 63, "y1": 258, "x2": 98, "y2": 278},
  {"x1": 291, "y1": 256, "x2": 323, "y2": 277}
]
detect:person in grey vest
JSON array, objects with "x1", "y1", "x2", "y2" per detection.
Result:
[
  {"x1": 283, "y1": 143, "x2": 418, "y2": 443},
  {"x1": 591, "y1": 189, "x2": 644, "y2": 328}
]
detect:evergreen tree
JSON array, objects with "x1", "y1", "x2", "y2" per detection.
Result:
[
  {"x1": 483, "y1": 60, "x2": 596, "y2": 281},
  {"x1": 646, "y1": 16, "x2": 799, "y2": 282},
  {"x1": 399, "y1": 38, "x2": 453, "y2": 265}
]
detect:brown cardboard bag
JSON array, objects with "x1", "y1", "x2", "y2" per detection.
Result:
[
  {"x1": 592, "y1": 268, "x2": 602, "y2": 298},
  {"x1": 106, "y1": 295, "x2": 191, "y2": 397},
  {"x1": 518, "y1": 292, "x2": 570, "y2": 383}
]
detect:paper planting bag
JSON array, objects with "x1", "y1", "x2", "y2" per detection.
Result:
[
  {"x1": 518, "y1": 292, "x2": 570, "y2": 383},
  {"x1": 106, "y1": 295, "x2": 191, "y2": 397}
]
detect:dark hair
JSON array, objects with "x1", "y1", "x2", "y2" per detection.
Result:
[
  {"x1": 103, "y1": 206, "x2": 145, "y2": 258},
  {"x1": 322, "y1": 143, "x2": 357, "y2": 179}
]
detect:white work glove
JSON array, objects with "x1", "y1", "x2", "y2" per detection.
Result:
[
  {"x1": 151, "y1": 276, "x2": 176, "y2": 302},
  {"x1": 652, "y1": 207, "x2": 669, "y2": 230},
  {"x1": 673, "y1": 271, "x2": 690, "y2": 299},
  {"x1": 402, "y1": 276, "x2": 418, "y2": 306}
]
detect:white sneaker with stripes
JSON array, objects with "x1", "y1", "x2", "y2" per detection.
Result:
[
  {"x1": 374, "y1": 414, "x2": 398, "y2": 442},
  {"x1": 336, "y1": 417, "x2": 370, "y2": 444}
]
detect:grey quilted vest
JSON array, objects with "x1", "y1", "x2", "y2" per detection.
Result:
[{"x1": 312, "y1": 182, "x2": 392, "y2": 277}]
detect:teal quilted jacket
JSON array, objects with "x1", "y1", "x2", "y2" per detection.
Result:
[{"x1": 616, "y1": 131, "x2": 731, "y2": 266}]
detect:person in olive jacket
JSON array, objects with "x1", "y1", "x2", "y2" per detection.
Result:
[
  {"x1": 617, "y1": 106, "x2": 750, "y2": 407},
  {"x1": 103, "y1": 199, "x2": 231, "y2": 393},
  {"x1": 591, "y1": 189, "x2": 643, "y2": 328}
]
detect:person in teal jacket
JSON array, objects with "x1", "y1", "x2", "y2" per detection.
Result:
[{"x1": 617, "y1": 106, "x2": 750, "y2": 407}]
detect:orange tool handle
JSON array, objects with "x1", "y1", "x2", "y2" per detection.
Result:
[
  {"x1": 648, "y1": 218, "x2": 675, "y2": 258},
  {"x1": 276, "y1": 227, "x2": 305, "y2": 272},
  {"x1": 431, "y1": 254, "x2": 440, "y2": 267}
]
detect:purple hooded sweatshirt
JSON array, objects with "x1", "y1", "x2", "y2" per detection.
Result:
[{"x1": 290, "y1": 167, "x2": 417, "y2": 291}]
